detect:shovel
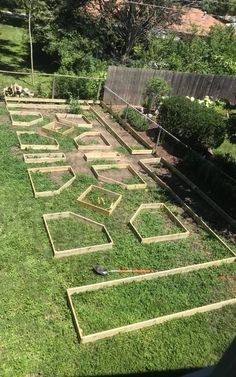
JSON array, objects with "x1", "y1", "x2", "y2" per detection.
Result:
[{"x1": 93, "y1": 264, "x2": 154, "y2": 276}]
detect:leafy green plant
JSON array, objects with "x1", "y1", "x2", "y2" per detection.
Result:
[
  {"x1": 121, "y1": 108, "x2": 148, "y2": 131},
  {"x1": 68, "y1": 96, "x2": 81, "y2": 114},
  {"x1": 143, "y1": 76, "x2": 171, "y2": 111},
  {"x1": 159, "y1": 96, "x2": 226, "y2": 151},
  {"x1": 227, "y1": 114, "x2": 236, "y2": 143}
]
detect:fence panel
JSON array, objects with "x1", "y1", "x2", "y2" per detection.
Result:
[{"x1": 104, "y1": 66, "x2": 236, "y2": 105}]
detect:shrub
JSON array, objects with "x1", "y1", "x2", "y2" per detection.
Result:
[
  {"x1": 159, "y1": 96, "x2": 226, "y2": 151},
  {"x1": 121, "y1": 108, "x2": 148, "y2": 131},
  {"x1": 227, "y1": 114, "x2": 236, "y2": 143},
  {"x1": 54, "y1": 76, "x2": 99, "y2": 99},
  {"x1": 143, "y1": 76, "x2": 171, "y2": 111},
  {"x1": 68, "y1": 96, "x2": 81, "y2": 114}
]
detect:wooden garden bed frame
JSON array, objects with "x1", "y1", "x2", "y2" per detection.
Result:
[
  {"x1": 129, "y1": 203, "x2": 189, "y2": 243},
  {"x1": 42, "y1": 121, "x2": 74, "y2": 135},
  {"x1": 74, "y1": 131, "x2": 112, "y2": 151},
  {"x1": 16, "y1": 131, "x2": 59, "y2": 150},
  {"x1": 7, "y1": 103, "x2": 70, "y2": 110},
  {"x1": 43, "y1": 211, "x2": 113, "y2": 258},
  {"x1": 23, "y1": 152, "x2": 66, "y2": 164},
  {"x1": 67, "y1": 268, "x2": 236, "y2": 343},
  {"x1": 91, "y1": 163, "x2": 147, "y2": 190},
  {"x1": 9, "y1": 110, "x2": 43, "y2": 127},
  {"x1": 5, "y1": 97, "x2": 67, "y2": 103},
  {"x1": 84, "y1": 151, "x2": 121, "y2": 162},
  {"x1": 77, "y1": 184, "x2": 122, "y2": 215},
  {"x1": 139, "y1": 157, "x2": 236, "y2": 229},
  {"x1": 28, "y1": 165, "x2": 76, "y2": 198},
  {"x1": 55, "y1": 113, "x2": 93, "y2": 129},
  {"x1": 90, "y1": 105, "x2": 153, "y2": 155}
]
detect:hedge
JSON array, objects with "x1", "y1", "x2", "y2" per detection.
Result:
[{"x1": 158, "y1": 96, "x2": 226, "y2": 151}]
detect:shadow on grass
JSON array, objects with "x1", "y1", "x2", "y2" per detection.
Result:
[{"x1": 74, "y1": 368, "x2": 203, "y2": 377}]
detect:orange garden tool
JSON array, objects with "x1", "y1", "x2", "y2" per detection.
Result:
[{"x1": 93, "y1": 265, "x2": 154, "y2": 276}]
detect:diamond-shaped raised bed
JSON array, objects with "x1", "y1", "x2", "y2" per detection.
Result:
[
  {"x1": 9, "y1": 110, "x2": 43, "y2": 127},
  {"x1": 77, "y1": 184, "x2": 122, "y2": 215},
  {"x1": 42, "y1": 121, "x2": 74, "y2": 135}
]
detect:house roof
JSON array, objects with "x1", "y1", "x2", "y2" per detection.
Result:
[{"x1": 169, "y1": 7, "x2": 224, "y2": 35}]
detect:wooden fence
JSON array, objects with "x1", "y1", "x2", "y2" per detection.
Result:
[{"x1": 103, "y1": 66, "x2": 236, "y2": 105}]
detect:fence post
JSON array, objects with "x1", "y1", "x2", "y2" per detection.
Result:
[
  {"x1": 52, "y1": 76, "x2": 56, "y2": 99},
  {"x1": 96, "y1": 80, "x2": 102, "y2": 101},
  {"x1": 156, "y1": 128, "x2": 162, "y2": 146},
  {"x1": 125, "y1": 104, "x2": 129, "y2": 121}
]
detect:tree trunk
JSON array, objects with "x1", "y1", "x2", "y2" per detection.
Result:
[{"x1": 28, "y1": 2, "x2": 34, "y2": 85}]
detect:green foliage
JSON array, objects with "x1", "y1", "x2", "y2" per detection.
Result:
[
  {"x1": 143, "y1": 76, "x2": 171, "y2": 111},
  {"x1": 133, "y1": 26, "x2": 236, "y2": 75},
  {"x1": 68, "y1": 96, "x2": 81, "y2": 114},
  {"x1": 54, "y1": 75, "x2": 101, "y2": 100},
  {"x1": 227, "y1": 114, "x2": 236, "y2": 143},
  {"x1": 159, "y1": 96, "x2": 226, "y2": 150},
  {"x1": 122, "y1": 107, "x2": 148, "y2": 131}
]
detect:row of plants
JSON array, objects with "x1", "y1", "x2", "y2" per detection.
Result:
[{"x1": 121, "y1": 108, "x2": 148, "y2": 131}]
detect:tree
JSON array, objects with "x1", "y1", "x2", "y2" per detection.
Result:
[
  {"x1": 94, "y1": 0, "x2": 183, "y2": 63},
  {"x1": 143, "y1": 76, "x2": 171, "y2": 111}
]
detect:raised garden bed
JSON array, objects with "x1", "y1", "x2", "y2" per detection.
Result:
[
  {"x1": 91, "y1": 163, "x2": 147, "y2": 190},
  {"x1": 42, "y1": 121, "x2": 74, "y2": 136},
  {"x1": 9, "y1": 110, "x2": 43, "y2": 127},
  {"x1": 84, "y1": 151, "x2": 121, "y2": 162},
  {"x1": 17, "y1": 131, "x2": 59, "y2": 150},
  {"x1": 43, "y1": 211, "x2": 113, "y2": 257},
  {"x1": 23, "y1": 152, "x2": 66, "y2": 164},
  {"x1": 77, "y1": 184, "x2": 122, "y2": 215},
  {"x1": 55, "y1": 113, "x2": 93, "y2": 129},
  {"x1": 74, "y1": 131, "x2": 112, "y2": 151},
  {"x1": 67, "y1": 266, "x2": 236, "y2": 343},
  {"x1": 28, "y1": 165, "x2": 76, "y2": 197},
  {"x1": 129, "y1": 203, "x2": 189, "y2": 243}
]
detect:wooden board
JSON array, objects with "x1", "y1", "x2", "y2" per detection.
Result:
[
  {"x1": 43, "y1": 211, "x2": 113, "y2": 258},
  {"x1": 91, "y1": 163, "x2": 147, "y2": 190},
  {"x1": 9, "y1": 110, "x2": 43, "y2": 127},
  {"x1": 84, "y1": 151, "x2": 121, "y2": 162},
  {"x1": 67, "y1": 268, "x2": 236, "y2": 343},
  {"x1": 7, "y1": 103, "x2": 69, "y2": 110},
  {"x1": 55, "y1": 113, "x2": 93, "y2": 129},
  {"x1": 23, "y1": 152, "x2": 66, "y2": 164},
  {"x1": 74, "y1": 131, "x2": 112, "y2": 151},
  {"x1": 129, "y1": 203, "x2": 189, "y2": 243},
  {"x1": 77, "y1": 184, "x2": 122, "y2": 215},
  {"x1": 16, "y1": 131, "x2": 59, "y2": 151},
  {"x1": 90, "y1": 106, "x2": 153, "y2": 155},
  {"x1": 28, "y1": 165, "x2": 76, "y2": 198},
  {"x1": 42, "y1": 121, "x2": 74, "y2": 135}
]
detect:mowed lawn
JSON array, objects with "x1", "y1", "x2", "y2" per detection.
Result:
[
  {"x1": 0, "y1": 103, "x2": 235, "y2": 377},
  {"x1": 215, "y1": 139, "x2": 236, "y2": 159},
  {"x1": 0, "y1": 18, "x2": 52, "y2": 95}
]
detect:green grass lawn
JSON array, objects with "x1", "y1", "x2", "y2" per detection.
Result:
[
  {"x1": 215, "y1": 139, "x2": 236, "y2": 159},
  {"x1": 0, "y1": 18, "x2": 53, "y2": 96},
  {"x1": 0, "y1": 21, "x2": 27, "y2": 71},
  {"x1": 0, "y1": 103, "x2": 235, "y2": 377}
]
